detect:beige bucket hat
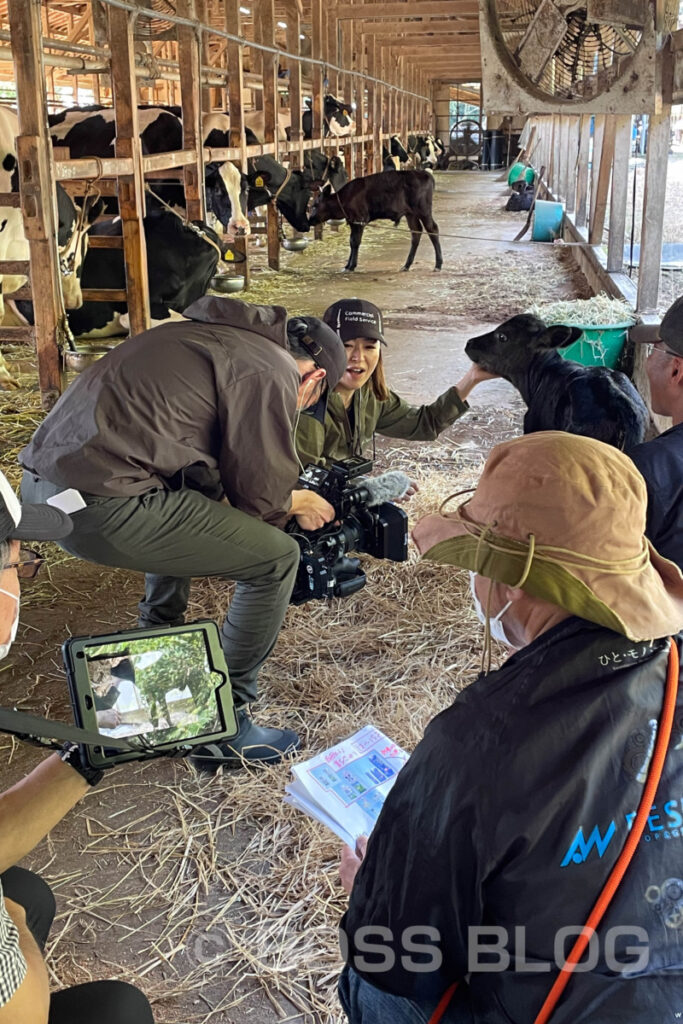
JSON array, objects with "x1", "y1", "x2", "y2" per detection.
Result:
[{"x1": 412, "y1": 431, "x2": 683, "y2": 642}]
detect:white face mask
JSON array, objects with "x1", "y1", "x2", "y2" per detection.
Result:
[
  {"x1": 0, "y1": 587, "x2": 19, "y2": 659},
  {"x1": 469, "y1": 572, "x2": 515, "y2": 648}
]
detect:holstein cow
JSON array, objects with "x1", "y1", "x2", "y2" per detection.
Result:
[
  {"x1": 382, "y1": 134, "x2": 409, "y2": 171},
  {"x1": 48, "y1": 106, "x2": 249, "y2": 237},
  {"x1": 14, "y1": 209, "x2": 223, "y2": 340},
  {"x1": 245, "y1": 156, "x2": 313, "y2": 232},
  {"x1": 244, "y1": 96, "x2": 354, "y2": 143},
  {"x1": 0, "y1": 106, "x2": 100, "y2": 321},
  {"x1": 308, "y1": 169, "x2": 442, "y2": 273},
  {"x1": 303, "y1": 149, "x2": 348, "y2": 191},
  {"x1": 465, "y1": 314, "x2": 648, "y2": 450}
]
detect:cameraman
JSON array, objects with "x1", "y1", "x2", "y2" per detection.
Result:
[
  {"x1": 20, "y1": 298, "x2": 347, "y2": 769},
  {"x1": 296, "y1": 298, "x2": 498, "y2": 468},
  {"x1": 0, "y1": 471, "x2": 154, "y2": 1023}
]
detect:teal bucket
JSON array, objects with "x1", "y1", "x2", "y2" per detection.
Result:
[
  {"x1": 556, "y1": 321, "x2": 634, "y2": 369},
  {"x1": 532, "y1": 200, "x2": 565, "y2": 242},
  {"x1": 508, "y1": 162, "x2": 535, "y2": 187}
]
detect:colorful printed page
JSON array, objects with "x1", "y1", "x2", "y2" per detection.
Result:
[{"x1": 284, "y1": 725, "x2": 409, "y2": 846}]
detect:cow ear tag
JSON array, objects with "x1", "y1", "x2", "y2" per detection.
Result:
[
  {"x1": 224, "y1": 249, "x2": 235, "y2": 262},
  {"x1": 255, "y1": 175, "x2": 264, "y2": 187}
]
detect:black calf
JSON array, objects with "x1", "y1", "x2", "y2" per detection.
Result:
[
  {"x1": 505, "y1": 184, "x2": 535, "y2": 212},
  {"x1": 308, "y1": 169, "x2": 442, "y2": 273},
  {"x1": 465, "y1": 314, "x2": 648, "y2": 451}
]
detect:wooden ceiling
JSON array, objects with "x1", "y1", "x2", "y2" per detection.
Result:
[{"x1": 0, "y1": 0, "x2": 481, "y2": 101}]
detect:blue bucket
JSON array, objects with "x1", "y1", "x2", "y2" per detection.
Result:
[{"x1": 532, "y1": 200, "x2": 565, "y2": 242}]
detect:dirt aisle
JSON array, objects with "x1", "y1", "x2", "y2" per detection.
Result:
[{"x1": 0, "y1": 171, "x2": 590, "y2": 1024}]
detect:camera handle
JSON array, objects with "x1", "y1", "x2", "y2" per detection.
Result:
[{"x1": 0, "y1": 706, "x2": 133, "y2": 751}]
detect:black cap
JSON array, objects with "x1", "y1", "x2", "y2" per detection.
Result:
[
  {"x1": 286, "y1": 315, "x2": 347, "y2": 391},
  {"x1": 0, "y1": 471, "x2": 73, "y2": 546},
  {"x1": 323, "y1": 298, "x2": 386, "y2": 344},
  {"x1": 631, "y1": 295, "x2": 683, "y2": 355}
]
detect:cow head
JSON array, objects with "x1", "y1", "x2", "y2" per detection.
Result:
[
  {"x1": 324, "y1": 96, "x2": 355, "y2": 137},
  {"x1": 57, "y1": 188, "x2": 104, "y2": 309},
  {"x1": 204, "y1": 162, "x2": 250, "y2": 237},
  {"x1": 465, "y1": 315, "x2": 582, "y2": 378},
  {"x1": 303, "y1": 150, "x2": 348, "y2": 192},
  {"x1": 390, "y1": 135, "x2": 409, "y2": 163},
  {"x1": 307, "y1": 182, "x2": 342, "y2": 226}
]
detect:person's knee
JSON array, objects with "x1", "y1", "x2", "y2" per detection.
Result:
[
  {"x1": 101, "y1": 981, "x2": 154, "y2": 1023},
  {"x1": 50, "y1": 980, "x2": 154, "y2": 1024},
  {"x1": 1, "y1": 868, "x2": 55, "y2": 948}
]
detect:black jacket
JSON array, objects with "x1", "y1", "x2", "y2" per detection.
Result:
[
  {"x1": 342, "y1": 619, "x2": 683, "y2": 1022},
  {"x1": 630, "y1": 423, "x2": 683, "y2": 570}
]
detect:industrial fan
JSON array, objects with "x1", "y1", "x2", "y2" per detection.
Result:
[
  {"x1": 449, "y1": 119, "x2": 483, "y2": 168},
  {"x1": 479, "y1": 0, "x2": 662, "y2": 113}
]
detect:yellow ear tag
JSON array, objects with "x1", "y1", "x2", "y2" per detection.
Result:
[
  {"x1": 255, "y1": 176, "x2": 264, "y2": 187},
  {"x1": 224, "y1": 250, "x2": 235, "y2": 261}
]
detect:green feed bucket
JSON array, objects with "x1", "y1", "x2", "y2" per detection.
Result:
[
  {"x1": 508, "y1": 162, "x2": 535, "y2": 187},
  {"x1": 556, "y1": 321, "x2": 634, "y2": 369}
]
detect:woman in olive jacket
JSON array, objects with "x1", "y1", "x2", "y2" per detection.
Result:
[{"x1": 295, "y1": 298, "x2": 496, "y2": 468}]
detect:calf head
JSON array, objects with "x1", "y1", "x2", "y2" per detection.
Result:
[
  {"x1": 307, "y1": 182, "x2": 343, "y2": 226},
  {"x1": 465, "y1": 315, "x2": 582, "y2": 379},
  {"x1": 57, "y1": 189, "x2": 105, "y2": 309}
]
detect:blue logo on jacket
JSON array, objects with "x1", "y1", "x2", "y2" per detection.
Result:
[
  {"x1": 561, "y1": 799, "x2": 683, "y2": 867},
  {"x1": 561, "y1": 823, "x2": 617, "y2": 866}
]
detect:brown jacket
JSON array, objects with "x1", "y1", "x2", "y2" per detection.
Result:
[{"x1": 20, "y1": 298, "x2": 300, "y2": 527}]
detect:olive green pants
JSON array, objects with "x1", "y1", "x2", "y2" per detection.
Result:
[{"x1": 21, "y1": 474, "x2": 299, "y2": 706}]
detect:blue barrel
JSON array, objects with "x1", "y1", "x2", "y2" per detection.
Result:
[{"x1": 532, "y1": 199, "x2": 565, "y2": 242}]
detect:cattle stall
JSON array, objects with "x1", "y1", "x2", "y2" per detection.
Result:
[{"x1": 0, "y1": 0, "x2": 447, "y2": 408}]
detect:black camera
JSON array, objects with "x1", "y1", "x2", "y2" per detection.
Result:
[{"x1": 288, "y1": 457, "x2": 409, "y2": 605}]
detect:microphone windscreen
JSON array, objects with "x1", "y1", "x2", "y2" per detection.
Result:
[{"x1": 363, "y1": 470, "x2": 412, "y2": 506}]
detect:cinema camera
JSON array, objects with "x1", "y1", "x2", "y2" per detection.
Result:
[{"x1": 288, "y1": 457, "x2": 410, "y2": 604}]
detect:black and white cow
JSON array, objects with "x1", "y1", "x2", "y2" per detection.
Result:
[
  {"x1": 303, "y1": 149, "x2": 348, "y2": 191},
  {"x1": 301, "y1": 96, "x2": 355, "y2": 139},
  {"x1": 308, "y1": 169, "x2": 442, "y2": 272},
  {"x1": 48, "y1": 106, "x2": 249, "y2": 237},
  {"x1": 245, "y1": 156, "x2": 313, "y2": 232},
  {"x1": 382, "y1": 134, "x2": 409, "y2": 171},
  {"x1": 465, "y1": 315, "x2": 648, "y2": 450},
  {"x1": 407, "y1": 133, "x2": 441, "y2": 170},
  {"x1": 15, "y1": 208, "x2": 223, "y2": 340},
  {"x1": 0, "y1": 106, "x2": 100, "y2": 321}
]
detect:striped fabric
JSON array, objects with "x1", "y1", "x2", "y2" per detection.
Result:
[{"x1": 0, "y1": 880, "x2": 27, "y2": 1007}]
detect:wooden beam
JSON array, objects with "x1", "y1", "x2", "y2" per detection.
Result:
[
  {"x1": 109, "y1": 5, "x2": 151, "y2": 337},
  {"x1": 8, "y1": 0, "x2": 65, "y2": 408},
  {"x1": 357, "y1": 19, "x2": 478, "y2": 32},
  {"x1": 286, "y1": 8, "x2": 304, "y2": 169},
  {"x1": 176, "y1": 0, "x2": 204, "y2": 223},
  {"x1": 588, "y1": 114, "x2": 605, "y2": 237},
  {"x1": 333, "y1": 2, "x2": 478, "y2": 17},
  {"x1": 636, "y1": 112, "x2": 670, "y2": 312},
  {"x1": 589, "y1": 115, "x2": 615, "y2": 246},
  {"x1": 257, "y1": 0, "x2": 280, "y2": 271},
  {"x1": 575, "y1": 114, "x2": 591, "y2": 228},
  {"x1": 606, "y1": 114, "x2": 632, "y2": 274},
  {"x1": 312, "y1": 0, "x2": 325, "y2": 238}
]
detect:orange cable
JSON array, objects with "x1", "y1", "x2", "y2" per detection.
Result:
[{"x1": 533, "y1": 637, "x2": 680, "y2": 1024}]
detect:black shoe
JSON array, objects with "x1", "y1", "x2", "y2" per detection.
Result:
[{"x1": 190, "y1": 709, "x2": 300, "y2": 770}]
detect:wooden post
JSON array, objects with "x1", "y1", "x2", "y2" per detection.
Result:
[
  {"x1": 636, "y1": 112, "x2": 671, "y2": 311},
  {"x1": 109, "y1": 5, "x2": 151, "y2": 337},
  {"x1": 92, "y1": 1, "x2": 111, "y2": 96},
  {"x1": 312, "y1": 0, "x2": 325, "y2": 239},
  {"x1": 257, "y1": 0, "x2": 280, "y2": 270},
  {"x1": 8, "y1": 0, "x2": 64, "y2": 407},
  {"x1": 575, "y1": 115, "x2": 591, "y2": 227},
  {"x1": 367, "y1": 36, "x2": 380, "y2": 173},
  {"x1": 589, "y1": 115, "x2": 616, "y2": 246},
  {"x1": 176, "y1": 0, "x2": 204, "y2": 223},
  {"x1": 327, "y1": 11, "x2": 338, "y2": 100},
  {"x1": 286, "y1": 8, "x2": 303, "y2": 170},
  {"x1": 196, "y1": 0, "x2": 212, "y2": 114},
  {"x1": 606, "y1": 115, "x2": 632, "y2": 273},
  {"x1": 226, "y1": 0, "x2": 249, "y2": 286},
  {"x1": 342, "y1": 18, "x2": 354, "y2": 177},
  {"x1": 588, "y1": 114, "x2": 605, "y2": 232}
]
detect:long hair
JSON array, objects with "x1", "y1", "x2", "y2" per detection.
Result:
[{"x1": 370, "y1": 351, "x2": 390, "y2": 402}]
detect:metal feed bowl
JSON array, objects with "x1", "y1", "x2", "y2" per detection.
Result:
[
  {"x1": 210, "y1": 274, "x2": 245, "y2": 293},
  {"x1": 64, "y1": 346, "x2": 113, "y2": 373},
  {"x1": 282, "y1": 237, "x2": 310, "y2": 252}
]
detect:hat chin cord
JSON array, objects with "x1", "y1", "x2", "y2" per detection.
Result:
[{"x1": 479, "y1": 530, "x2": 536, "y2": 675}]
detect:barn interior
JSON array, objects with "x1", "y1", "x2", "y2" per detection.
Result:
[{"x1": 0, "y1": 1, "x2": 682, "y2": 1022}]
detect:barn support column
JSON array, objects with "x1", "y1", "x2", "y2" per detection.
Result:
[
  {"x1": 312, "y1": 0, "x2": 325, "y2": 241},
  {"x1": 109, "y1": 5, "x2": 151, "y2": 337},
  {"x1": 176, "y1": 0, "x2": 204, "y2": 223},
  {"x1": 225, "y1": 0, "x2": 249, "y2": 286},
  {"x1": 606, "y1": 114, "x2": 632, "y2": 274},
  {"x1": 575, "y1": 115, "x2": 591, "y2": 228},
  {"x1": 8, "y1": 0, "x2": 64, "y2": 408},
  {"x1": 589, "y1": 114, "x2": 616, "y2": 245},
  {"x1": 286, "y1": 7, "x2": 303, "y2": 170},
  {"x1": 255, "y1": 0, "x2": 280, "y2": 270},
  {"x1": 341, "y1": 18, "x2": 355, "y2": 177},
  {"x1": 367, "y1": 36, "x2": 380, "y2": 173},
  {"x1": 636, "y1": 112, "x2": 671, "y2": 311}
]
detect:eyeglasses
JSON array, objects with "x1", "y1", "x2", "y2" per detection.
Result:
[
  {"x1": 3, "y1": 548, "x2": 45, "y2": 579},
  {"x1": 645, "y1": 343, "x2": 680, "y2": 359}
]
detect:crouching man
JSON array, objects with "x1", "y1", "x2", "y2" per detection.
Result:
[
  {"x1": 19, "y1": 298, "x2": 347, "y2": 769},
  {"x1": 338, "y1": 431, "x2": 683, "y2": 1023}
]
